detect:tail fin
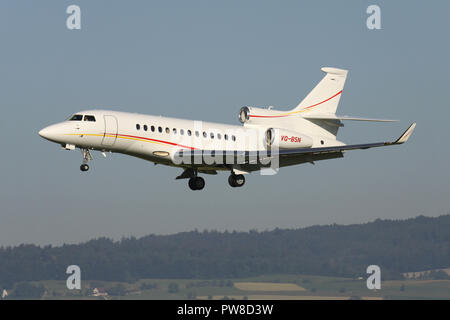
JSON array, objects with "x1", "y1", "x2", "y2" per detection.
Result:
[{"x1": 293, "y1": 67, "x2": 348, "y2": 115}]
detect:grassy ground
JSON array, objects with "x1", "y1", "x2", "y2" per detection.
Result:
[{"x1": 8, "y1": 274, "x2": 449, "y2": 300}]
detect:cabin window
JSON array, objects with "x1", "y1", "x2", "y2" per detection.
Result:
[
  {"x1": 232, "y1": 135, "x2": 236, "y2": 141},
  {"x1": 224, "y1": 134, "x2": 228, "y2": 141},
  {"x1": 136, "y1": 124, "x2": 141, "y2": 130},
  {"x1": 217, "y1": 133, "x2": 222, "y2": 140},
  {"x1": 69, "y1": 114, "x2": 83, "y2": 121},
  {"x1": 165, "y1": 127, "x2": 169, "y2": 134},
  {"x1": 84, "y1": 115, "x2": 96, "y2": 122},
  {"x1": 203, "y1": 131, "x2": 207, "y2": 138},
  {"x1": 195, "y1": 131, "x2": 199, "y2": 137},
  {"x1": 151, "y1": 125, "x2": 155, "y2": 132},
  {"x1": 210, "y1": 132, "x2": 214, "y2": 139},
  {"x1": 158, "y1": 126, "x2": 162, "y2": 133},
  {"x1": 143, "y1": 125, "x2": 148, "y2": 131},
  {"x1": 187, "y1": 130, "x2": 192, "y2": 136},
  {"x1": 180, "y1": 129, "x2": 184, "y2": 135},
  {"x1": 173, "y1": 128, "x2": 177, "y2": 134}
]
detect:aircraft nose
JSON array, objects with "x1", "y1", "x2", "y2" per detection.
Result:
[
  {"x1": 38, "y1": 124, "x2": 61, "y2": 142},
  {"x1": 38, "y1": 127, "x2": 49, "y2": 138}
]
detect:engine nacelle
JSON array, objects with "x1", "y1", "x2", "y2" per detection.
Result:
[
  {"x1": 239, "y1": 106, "x2": 286, "y2": 124},
  {"x1": 265, "y1": 128, "x2": 313, "y2": 149}
]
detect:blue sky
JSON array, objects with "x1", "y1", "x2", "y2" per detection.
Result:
[{"x1": 0, "y1": 1, "x2": 449, "y2": 245}]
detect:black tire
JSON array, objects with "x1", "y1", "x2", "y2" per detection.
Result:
[
  {"x1": 194, "y1": 177, "x2": 205, "y2": 190},
  {"x1": 228, "y1": 175, "x2": 237, "y2": 187},
  {"x1": 228, "y1": 174, "x2": 245, "y2": 187},
  {"x1": 188, "y1": 177, "x2": 197, "y2": 190},
  {"x1": 188, "y1": 177, "x2": 205, "y2": 190},
  {"x1": 80, "y1": 164, "x2": 89, "y2": 172}
]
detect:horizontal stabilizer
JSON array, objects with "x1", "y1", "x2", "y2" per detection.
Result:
[
  {"x1": 321, "y1": 67, "x2": 348, "y2": 75},
  {"x1": 303, "y1": 114, "x2": 398, "y2": 122}
]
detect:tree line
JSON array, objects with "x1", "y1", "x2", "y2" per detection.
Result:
[{"x1": 0, "y1": 214, "x2": 449, "y2": 289}]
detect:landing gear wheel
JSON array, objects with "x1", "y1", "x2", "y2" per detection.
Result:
[
  {"x1": 188, "y1": 177, "x2": 196, "y2": 190},
  {"x1": 80, "y1": 149, "x2": 92, "y2": 172},
  {"x1": 188, "y1": 177, "x2": 205, "y2": 190},
  {"x1": 228, "y1": 175, "x2": 236, "y2": 187},
  {"x1": 228, "y1": 174, "x2": 245, "y2": 187}
]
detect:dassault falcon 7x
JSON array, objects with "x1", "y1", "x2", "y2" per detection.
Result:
[{"x1": 39, "y1": 67, "x2": 416, "y2": 190}]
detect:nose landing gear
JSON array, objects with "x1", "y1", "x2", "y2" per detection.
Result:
[{"x1": 80, "y1": 149, "x2": 93, "y2": 172}]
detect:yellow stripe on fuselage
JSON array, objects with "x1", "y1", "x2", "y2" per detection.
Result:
[{"x1": 64, "y1": 133, "x2": 171, "y2": 148}]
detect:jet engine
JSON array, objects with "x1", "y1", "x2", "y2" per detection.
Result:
[
  {"x1": 265, "y1": 128, "x2": 313, "y2": 149},
  {"x1": 238, "y1": 106, "x2": 285, "y2": 124}
]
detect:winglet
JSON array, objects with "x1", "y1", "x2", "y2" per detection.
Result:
[{"x1": 394, "y1": 122, "x2": 416, "y2": 144}]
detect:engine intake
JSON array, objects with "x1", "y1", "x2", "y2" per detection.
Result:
[
  {"x1": 239, "y1": 107, "x2": 250, "y2": 123},
  {"x1": 265, "y1": 128, "x2": 313, "y2": 149},
  {"x1": 238, "y1": 106, "x2": 286, "y2": 124}
]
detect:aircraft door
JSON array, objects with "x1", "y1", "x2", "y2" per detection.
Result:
[{"x1": 102, "y1": 115, "x2": 118, "y2": 146}]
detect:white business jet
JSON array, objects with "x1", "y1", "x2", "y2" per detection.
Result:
[{"x1": 39, "y1": 67, "x2": 415, "y2": 190}]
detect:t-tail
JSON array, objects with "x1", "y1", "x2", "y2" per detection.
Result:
[
  {"x1": 294, "y1": 67, "x2": 397, "y2": 138},
  {"x1": 240, "y1": 67, "x2": 397, "y2": 141},
  {"x1": 293, "y1": 67, "x2": 348, "y2": 116}
]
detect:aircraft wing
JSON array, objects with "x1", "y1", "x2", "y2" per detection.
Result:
[
  {"x1": 174, "y1": 123, "x2": 416, "y2": 166},
  {"x1": 276, "y1": 122, "x2": 416, "y2": 157}
]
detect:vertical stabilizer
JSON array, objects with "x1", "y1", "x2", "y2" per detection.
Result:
[{"x1": 293, "y1": 67, "x2": 348, "y2": 115}]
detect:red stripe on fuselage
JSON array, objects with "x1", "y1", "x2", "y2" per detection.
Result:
[
  {"x1": 249, "y1": 90, "x2": 343, "y2": 118},
  {"x1": 106, "y1": 133, "x2": 197, "y2": 150}
]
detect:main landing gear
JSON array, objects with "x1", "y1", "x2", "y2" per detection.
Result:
[
  {"x1": 188, "y1": 176, "x2": 205, "y2": 191},
  {"x1": 228, "y1": 173, "x2": 245, "y2": 188},
  {"x1": 178, "y1": 168, "x2": 206, "y2": 191},
  {"x1": 178, "y1": 168, "x2": 246, "y2": 190},
  {"x1": 80, "y1": 148, "x2": 92, "y2": 172}
]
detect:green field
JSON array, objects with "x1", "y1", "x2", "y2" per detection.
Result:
[{"x1": 4, "y1": 274, "x2": 449, "y2": 300}]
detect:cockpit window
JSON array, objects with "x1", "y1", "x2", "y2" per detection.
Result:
[
  {"x1": 69, "y1": 114, "x2": 83, "y2": 121},
  {"x1": 84, "y1": 115, "x2": 96, "y2": 122}
]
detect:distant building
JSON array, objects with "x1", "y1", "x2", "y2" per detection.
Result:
[
  {"x1": 1, "y1": 289, "x2": 8, "y2": 299},
  {"x1": 92, "y1": 288, "x2": 108, "y2": 297}
]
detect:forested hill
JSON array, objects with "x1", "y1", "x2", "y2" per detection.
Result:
[{"x1": 1, "y1": 215, "x2": 449, "y2": 288}]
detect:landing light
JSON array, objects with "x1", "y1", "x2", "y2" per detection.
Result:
[
  {"x1": 153, "y1": 151, "x2": 170, "y2": 157},
  {"x1": 61, "y1": 144, "x2": 76, "y2": 150}
]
